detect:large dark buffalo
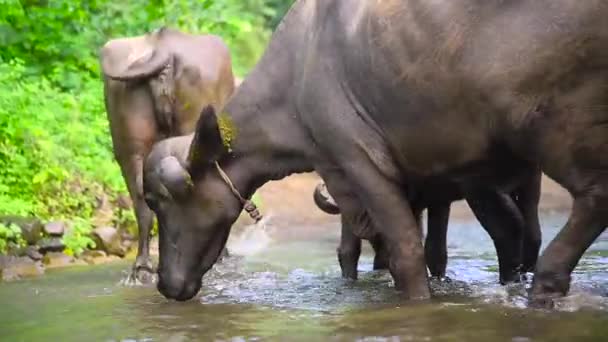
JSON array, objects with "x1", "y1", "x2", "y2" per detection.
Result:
[
  {"x1": 143, "y1": 0, "x2": 608, "y2": 307},
  {"x1": 100, "y1": 27, "x2": 234, "y2": 282},
  {"x1": 312, "y1": 170, "x2": 542, "y2": 284}
]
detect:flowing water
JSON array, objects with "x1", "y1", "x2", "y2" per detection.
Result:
[{"x1": 1, "y1": 212, "x2": 607, "y2": 341}]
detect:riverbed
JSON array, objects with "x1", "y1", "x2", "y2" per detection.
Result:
[{"x1": 1, "y1": 212, "x2": 607, "y2": 341}]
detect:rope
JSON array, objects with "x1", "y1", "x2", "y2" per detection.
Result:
[{"x1": 215, "y1": 162, "x2": 263, "y2": 222}]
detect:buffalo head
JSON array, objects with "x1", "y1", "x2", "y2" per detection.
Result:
[{"x1": 143, "y1": 106, "x2": 241, "y2": 301}]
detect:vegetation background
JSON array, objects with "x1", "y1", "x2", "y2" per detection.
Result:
[{"x1": 0, "y1": 0, "x2": 294, "y2": 255}]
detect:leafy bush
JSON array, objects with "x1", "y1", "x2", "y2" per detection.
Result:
[
  {"x1": 0, "y1": 0, "x2": 295, "y2": 255},
  {"x1": 0, "y1": 0, "x2": 294, "y2": 87},
  {"x1": 0, "y1": 222, "x2": 25, "y2": 254},
  {"x1": 0, "y1": 59, "x2": 121, "y2": 254},
  {"x1": 63, "y1": 218, "x2": 97, "y2": 256}
]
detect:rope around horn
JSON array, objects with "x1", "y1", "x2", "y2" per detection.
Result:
[{"x1": 215, "y1": 162, "x2": 263, "y2": 222}]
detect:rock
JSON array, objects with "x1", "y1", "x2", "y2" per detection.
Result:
[
  {"x1": 0, "y1": 255, "x2": 45, "y2": 281},
  {"x1": 81, "y1": 250, "x2": 120, "y2": 265},
  {"x1": 25, "y1": 246, "x2": 43, "y2": 261},
  {"x1": 121, "y1": 239, "x2": 134, "y2": 251},
  {"x1": 0, "y1": 216, "x2": 43, "y2": 245},
  {"x1": 92, "y1": 226, "x2": 126, "y2": 257},
  {"x1": 43, "y1": 221, "x2": 65, "y2": 237},
  {"x1": 37, "y1": 237, "x2": 66, "y2": 254},
  {"x1": 84, "y1": 249, "x2": 107, "y2": 258},
  {"x1": 42, "y1": 252, "x2": 75, "y2": 268}
]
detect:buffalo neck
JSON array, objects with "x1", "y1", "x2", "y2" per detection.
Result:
[{"x1": 216, "y1": 2, "x2": 316, "y2": 200}]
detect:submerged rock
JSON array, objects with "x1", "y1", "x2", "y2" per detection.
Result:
[
  {"x1": 0, "y1": 255, "x2": 45, "y2": 281},
  {"x1": 81, "y1": 250, "x2": 120, "y2": 265},
  {"x1": 43, "y1": 221, "x2": 66, "y2": 237},
  {"x1": 38, "y1": 237, "x2": 66, "y2": 254},
  {"x1": 0, "y1": 216, "x2": 43, "y2": 245},
  {"x1": 42, "y1": 252, "x2": 75, "y2": 268},
  {"x1": 92, "y1": 226, "x2": 126, "y2": 257}
]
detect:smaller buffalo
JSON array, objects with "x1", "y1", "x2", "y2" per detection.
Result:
[
  {"x1": 313, "y1": 171, "x2": 542, "y2": 284},
  {"x1": 100, "y1": 27, "x2": 234, "y2": 283}
]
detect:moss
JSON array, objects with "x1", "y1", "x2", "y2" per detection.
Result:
[{"x1": 217, "y1": 112, "x2": 238, "y2": 152}]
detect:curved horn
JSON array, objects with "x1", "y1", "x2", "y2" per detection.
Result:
[
  {"x1": 100, "y1": 38, "x2": 172, "y2": 81},
  {"x1": 158, "y1": 156, "x2": 193, "y2": 198},
  {"x1": 313, "y1": 183, "x2": 341, "y2": 215}
]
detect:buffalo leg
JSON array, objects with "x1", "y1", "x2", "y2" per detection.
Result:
[
  {"x1": 530, "y1": 195, "x2": 607, "y2": 307},
  {"x1": 425, "y1": 203, "x2": 451, "y2": 279},
  {"x1": 512, "y1": 169, "x2": 542, "y2": 273},
  {"x1": 370, "y1": 235, "x2": 389, "y2": 270},
  {"x1": 466, "y1": 190, "x2": 525, "y2": 284},
  {"x1": 343, "y1": 165, "x2": 430, "y2": 299},
  {"x1": 121, "y1": 154, "x2": 155, "y2": 284},
  {"x1": 315, "y1": 168, "x2": 371, "y2": 280},
  {"x1": 338, "y1": 221, "x2": 362, "y2": 279}
]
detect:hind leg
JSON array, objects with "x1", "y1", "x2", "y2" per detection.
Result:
[
  {"x1": 530, "y1": 193, "x2": 607, "y2": 307},
  {"x1": 466, "y1": 189, "x2": 525, "y2": 284},
  {"x1": 425, "y1": 203, "x2": 451, "y2": 279},
  {"x1": 338, "y1": 221, "x2": 362, "y2": 279},
  {"x1": 131, "y1": 193, "x2": 155, "y2": 283},
  {"x1": 512, "y1": 168, "x2": 542, "y2": 273}
]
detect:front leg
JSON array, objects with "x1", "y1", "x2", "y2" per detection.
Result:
[
  {"x1": 341, "y1": 163, "x2": 430, "y2": 299},
  {"x1": 530, "y1": 194, "x2": 608, "y2": 307}
]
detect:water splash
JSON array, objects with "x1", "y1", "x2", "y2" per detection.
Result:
[{"x1": 226, "y1": 214, "x2": 274, "y2": 257}]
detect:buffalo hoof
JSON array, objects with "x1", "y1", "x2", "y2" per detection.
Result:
[
  {"x1": 337, "y1": 252, "x2": 358, "y2": 280},
  {"x1": 499, "y1": 265, "x2": 526, "y2": 285},
  {"x1": 528, "y1": 272, "x2": 570, "y2": 309},
  {"x1": 528, "y1": 292, "x2": 559, "y2": 309},
  {"x1": 123, "y1": 259, "x2": 156, "y2": 286}
]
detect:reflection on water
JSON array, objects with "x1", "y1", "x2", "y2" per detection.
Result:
[{"x1": 0, "y1": 212, "x2": 607, "y2": 341}]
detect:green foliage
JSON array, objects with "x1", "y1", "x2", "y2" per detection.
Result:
[
  {"x1": 0, "y1": 222, "x2": 25, "y2": 254},
  {"x1": 0, "y1": 58, "x2": 120, "y2": 254},
  {"x1": 0, "y1": 59, "x2": 122, "y2": 215},
  {"x1": 0, "y1": 0, "x2": 295, "y2": 255},
  {"x1": 63, "y1": 218, "x2": 96, "y2": 256},
  {"x1": 0, "y1": 0, "x2": 295, "y2": 87}
]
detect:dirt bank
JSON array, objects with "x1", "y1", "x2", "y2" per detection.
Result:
[{"x1": 249, "y1": 172, "x2": 572, "y2": 229}]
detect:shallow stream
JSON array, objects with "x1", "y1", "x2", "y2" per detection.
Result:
[{"x1": 1, "y1": 212, "x2": 607, "y2": 341}]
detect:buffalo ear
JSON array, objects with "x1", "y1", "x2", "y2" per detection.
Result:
[{"x1": 187, "y1": 105, "x2": 225, "y2": 175}]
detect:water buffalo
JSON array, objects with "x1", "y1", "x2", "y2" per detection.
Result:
[
  {"x1": 100, "y1": 27, "x2": 235, "y2": 282},
  {"x1": 312, "y1": 169, "x2": 542, "y2": 284},
  {"x1": 143, "y1": 0, "x2": 608, "y2": 307}
]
